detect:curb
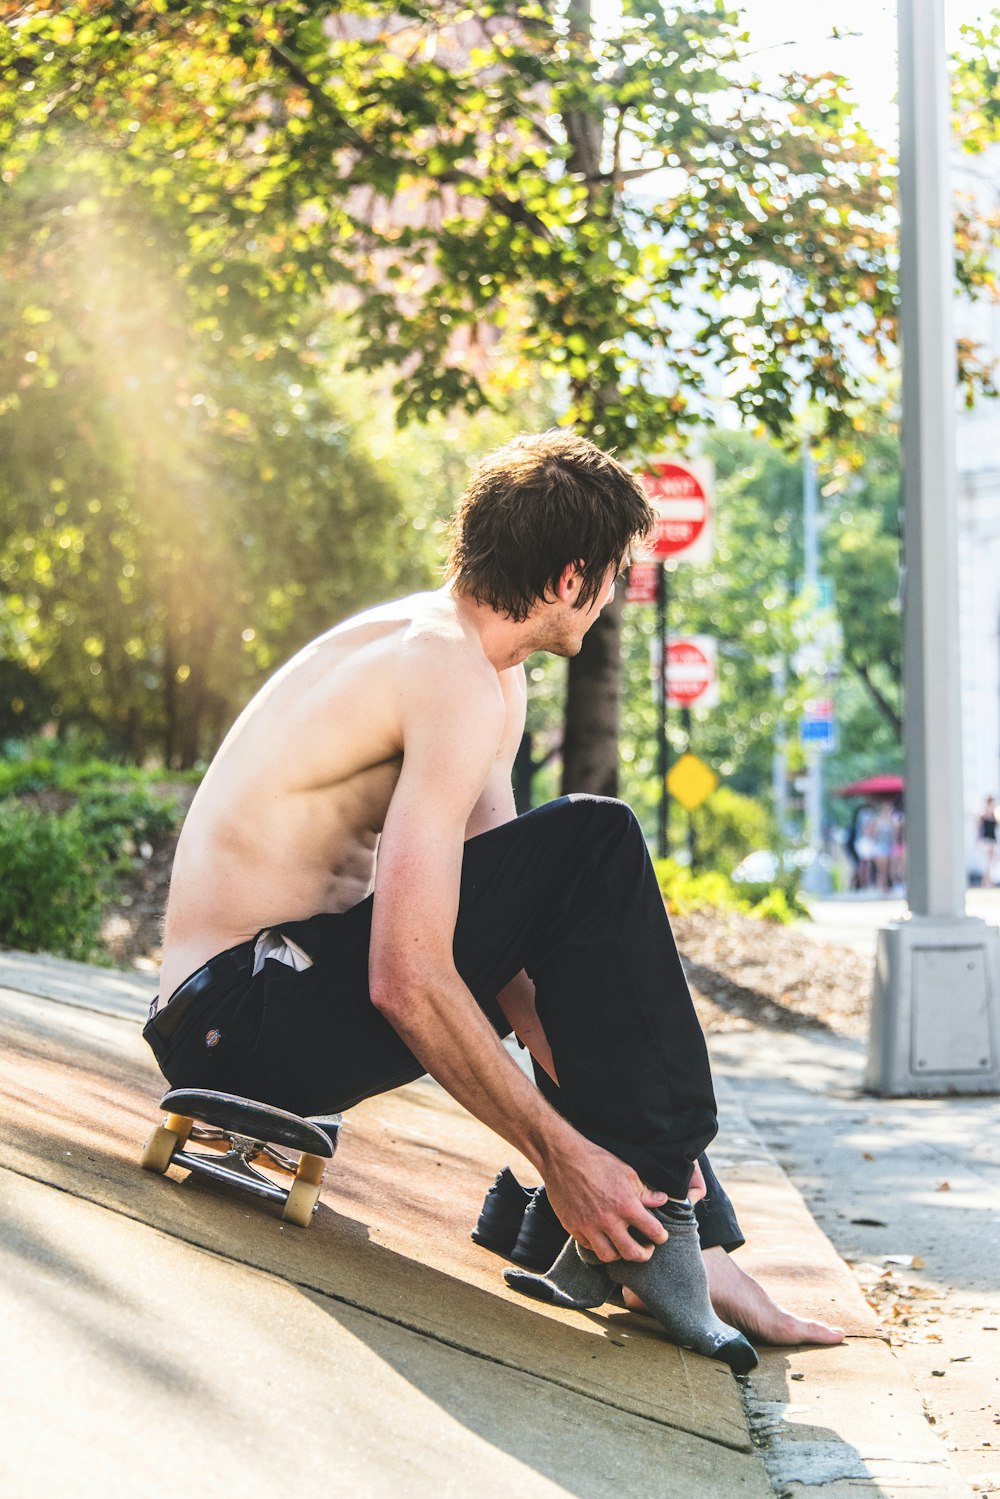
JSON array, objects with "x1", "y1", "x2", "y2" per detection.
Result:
[{"x1": 714, "y1": 1072, "x2": 973, "y2": 1497}]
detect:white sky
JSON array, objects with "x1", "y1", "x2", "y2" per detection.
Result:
[{"x1": 732, "y1": 0, "x2": 992, "y2": 144}]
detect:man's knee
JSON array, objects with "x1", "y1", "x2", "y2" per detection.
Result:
[
  {"x1": 519, "y1": 796, "x2": 647, "y2": 868},
  {"x1": 565, "y1": 793, "x2": 642, "y2": 832}
]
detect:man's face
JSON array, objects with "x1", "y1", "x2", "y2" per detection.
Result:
[{"x1": 548, "y1": 563, "x2": 619, "y2": 657}]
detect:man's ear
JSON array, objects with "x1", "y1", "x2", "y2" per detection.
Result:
[{"x1": 555, "y1": 561, "x2": 585, "y2": 601}]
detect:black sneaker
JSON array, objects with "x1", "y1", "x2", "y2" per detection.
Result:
[
  {"x1": 510, "y1": 1186, "x2": 569, "y2": 1272},
  {"x1": 471, "y1": 1167, "x2": 536, "y2": 1257}
]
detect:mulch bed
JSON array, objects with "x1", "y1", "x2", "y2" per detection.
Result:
[{"x1": 672, "y1": 908, "x2": 872, "y2": 1040}]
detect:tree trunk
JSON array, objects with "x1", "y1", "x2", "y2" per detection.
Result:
[
  {"x1": 558, "y1": 0, "x2": 624, "y2": 796},
  {"x1": 561, "y1": 590, "x2": 623, "y2": 796}
]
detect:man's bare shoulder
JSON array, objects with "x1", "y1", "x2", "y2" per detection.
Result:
[
  {"x1": 397, "y1": 608, "x2": 506, "y2": 733},
  {"x1": 397, "y1": 595, "x2": 500, "y2": 680}
]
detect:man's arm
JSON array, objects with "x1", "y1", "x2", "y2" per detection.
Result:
[
  {"x1": 462, "y1": 668, "x2": 557, "y2": 1080},
  {"x1": 368, "y1": 639, "x2": 667, "y2": 1262}
]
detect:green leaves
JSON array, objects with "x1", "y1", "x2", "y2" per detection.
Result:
[
  {"x1": 7, "y1": 0, "x2": 973, "y2": 454},
  {"x1": 0, "y1": 1, "x2": 990, "y2": 781}
]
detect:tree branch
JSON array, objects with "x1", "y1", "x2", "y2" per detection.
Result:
[
  {"x1": 846, "y1": 652, "x2": 902, "y2": 735},
  {"x1": 240, "y1": 13, "x2": 372, "y2": 155}
]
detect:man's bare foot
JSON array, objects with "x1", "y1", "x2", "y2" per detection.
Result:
[{"x1": 621, "y1": 1246, "x2": 845, "y2": 1347}]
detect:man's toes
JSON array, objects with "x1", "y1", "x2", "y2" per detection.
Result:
[
  {"x1": 799, "y1": 1319, "x2": 845, "y2": 1346},
  {"x1": 760, "y1": 1311, "x2": 846, "y2": 1347}
]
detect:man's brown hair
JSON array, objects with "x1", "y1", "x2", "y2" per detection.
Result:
[{"x1": 446, "y1": 430, "x2": 654, "y2": 621}]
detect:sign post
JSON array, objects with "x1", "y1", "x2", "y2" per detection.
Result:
[
  {"x1": 635, "y1": 459, "x2": 715, "y2": 858},
  {"x1": 658, "y1": 566, "x2": 669, "y2": 859}
]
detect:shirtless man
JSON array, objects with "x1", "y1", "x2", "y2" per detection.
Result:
[{"x1": 146, "y1": 430, "x2": 841, "y2": 1357}]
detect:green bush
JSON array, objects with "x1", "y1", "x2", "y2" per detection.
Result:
[
  {"x1": 0, "y1": 752, "x2": 188, "y2": 959},
  {"x1": 75, "y1": 784, "x2": 179, "y2": 865},
  {"x1": 653, "y1": 858, "x2": 802, "y2": 925},
  {"x1": 0, "y1": 757, "x2": 58, "y2": 798},
  {"x1": 0, "y1": 803, "x2": 110, "y2": 958},
  {"x1": 0, "y1": 755, "x2": 183, "y2": 869},
  {"x1": 746, "y1": 886, "x2": 808, "y2": 924},
  {"x1": 655, "y1": 859, "x2": 751, "y2": 916},
  {"x1": 678, "y1": 787, "x2": 773, "y2": 878},
  {"x1": 0, "y1": 752, "x2": 200, "y2": 799},
  {"x1": 732, "y1": 873, "x2": 810, "y2": 919}
]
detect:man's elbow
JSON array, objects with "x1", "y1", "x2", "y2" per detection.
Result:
[{"x1": 369, "y1": 960, "x2": 437, "y2": 1020}]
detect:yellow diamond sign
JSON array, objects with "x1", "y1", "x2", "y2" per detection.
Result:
[{"x1": 667, "y1": 753, "x2": 718, "y2": 811}]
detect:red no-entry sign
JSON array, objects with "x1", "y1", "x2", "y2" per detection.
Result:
[
  {"x1": 625, "y1": 560, "x2": 660, "y2": 603},
  {"x1": 665, "y1": 637, "x2": 719, "y2": 708},
  {"x1": 641, "y1": 459, "x2": 714, "y2": 563}
]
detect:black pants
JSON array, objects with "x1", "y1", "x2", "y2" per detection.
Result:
[{"x1": 144, "y1": 796, "x2": 743, "y2": 1248}]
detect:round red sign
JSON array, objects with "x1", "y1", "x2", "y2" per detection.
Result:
[
  {"x1": 625, "y1": 560, "x2": 660, "y2": 603},
  {"x1": 666, "y1": 640, "x2": 712, "y2": 705},
  {"x1": 642, "y1": 462, "x2": 709, "y2": 559}
]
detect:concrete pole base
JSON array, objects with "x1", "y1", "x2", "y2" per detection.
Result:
[{"x1": 865, "y1": 916, "x2": 1000, "y2": 1095}]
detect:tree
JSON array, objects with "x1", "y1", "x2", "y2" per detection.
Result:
[
  {"x1": 817, "y1": 424, "x2": 902, "y2": 738},
  {"x1": 3, "y1": 3, "x2": 996, "y2": 780},
  {"x1": 0, "y1": 149, "x2": 426, "y2": 763}
]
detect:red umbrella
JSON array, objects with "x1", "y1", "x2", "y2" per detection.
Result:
[{"x1": 833, "y1": 774, "x2": 905, "y2": 798}]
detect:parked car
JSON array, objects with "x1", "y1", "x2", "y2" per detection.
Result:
[{"x1": 731, "y1": 848, "x2": 814, "y2": 885}]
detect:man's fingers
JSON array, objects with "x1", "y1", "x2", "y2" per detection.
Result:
[
  {"x1": 640, "y1": 1186, "x2": 669, "y2": 1210},
  {"x1": 611, "y1": 1224, "x2": 657, "y2": 1262},
  {"x1": 632, "y1": 1202, "x2": 669, "y2": 1246}
]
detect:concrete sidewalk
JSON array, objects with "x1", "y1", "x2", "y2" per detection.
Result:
[
  {"x1": 0, "y1": 951, "x2": 975, "y2": 1497},
  {"x1": 711, "y1": 1021, "x2": 1000, "y2": 1497},
  {"x1": 799, "y1": 888, "x2": 1000, "y2": 956}
]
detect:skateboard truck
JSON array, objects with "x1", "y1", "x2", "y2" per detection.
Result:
[{"x1": 141, "y1": 1088, "x2": 341, "y2": 1228}]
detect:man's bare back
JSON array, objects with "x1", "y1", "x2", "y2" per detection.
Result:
[{"x1": 159, "y1": 589, "x2": 523, "y2": 1001}]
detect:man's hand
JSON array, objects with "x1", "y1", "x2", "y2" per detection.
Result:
[{"x1": 541, "y1": 1136, "x2": 670, "y2": 1263}]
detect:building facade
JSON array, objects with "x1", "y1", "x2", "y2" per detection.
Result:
[{"x1": 956, "y1": 149, "x2": 1000, "y2": 877}]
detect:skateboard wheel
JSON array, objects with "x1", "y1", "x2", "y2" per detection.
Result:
[
  {"x1": 140, "y1": 1125, "x2": 180, "y2": 1174},
  {"x1": 295, "y1": 1152, "x2": 327, "y2": 1188},
  {"x1": 164, "y1": 1112, "x2": 195, "y2": 1144},
  {"x1": 282, "y1": 1177, "x2": 321, "y2": 1227}
]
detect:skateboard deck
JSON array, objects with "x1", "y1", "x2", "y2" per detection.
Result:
[{"x1": 140, "y1": 1087, "x2": 341, "y2": 1227}]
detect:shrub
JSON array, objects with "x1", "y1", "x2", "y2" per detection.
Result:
[
  {"x1": 653, "y1": 858, "x2": 803, "y2": 925},
  {"x1": 0, "y1": 757, "x2": 58, "y2": 798},
  {"x1": 0, "y1": 803, "x2": 110, "y2": 958},
  {"x1": 0, "y1": 752, "x2": 200, "y2": 799},
  {"x1": 682, "y1": 787, "x2": 773, "y2": 877},
  {"x1": 733, "y1": 872, "x2": 810, "y2": 919},
  {"x1": 74, "y1": 784, "x2": 179, "y2": 865},
  {"x1": 655, "y1": 859, "x2": 751, "y2": 916},
  {"x1": 746, "y1": 887, "x2": 808, "y2": 924}
]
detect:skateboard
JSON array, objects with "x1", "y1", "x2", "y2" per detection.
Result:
[{"x1": 140, "y1": 1088, "x2": 341, "y2": 1228}]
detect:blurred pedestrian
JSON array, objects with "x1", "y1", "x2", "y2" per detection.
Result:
[
  {"x1": 871, "y1": 800, "x2": 896, "y2": 893},
  {"x1": 978, "y1": 795, "x2": 997, "y2": 889},
  {"x1": 853, "y1": 801, "x2": 877, "y2": 891},
  {"x1": 890, "y1": 803, "x2": 906, "y2": 893}
]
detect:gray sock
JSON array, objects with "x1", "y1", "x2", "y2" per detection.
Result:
[
  {"x1": 503, "y1": 1234, "x2": 614, "y2": 1309},
  {"x1": 579, "y1": 1200, "x2": 758, "y2": 1373}
]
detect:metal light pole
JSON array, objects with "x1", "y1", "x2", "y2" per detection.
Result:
[
  {"x1": 657, "y1": 562, "x2": 669, "y2": 860},
  {"x1": 800, "y1": 441, "x2": 830, "y2": 893},
  {"x1": 865, "y1": 0, "x2": 1000, "y2": 1094}
]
